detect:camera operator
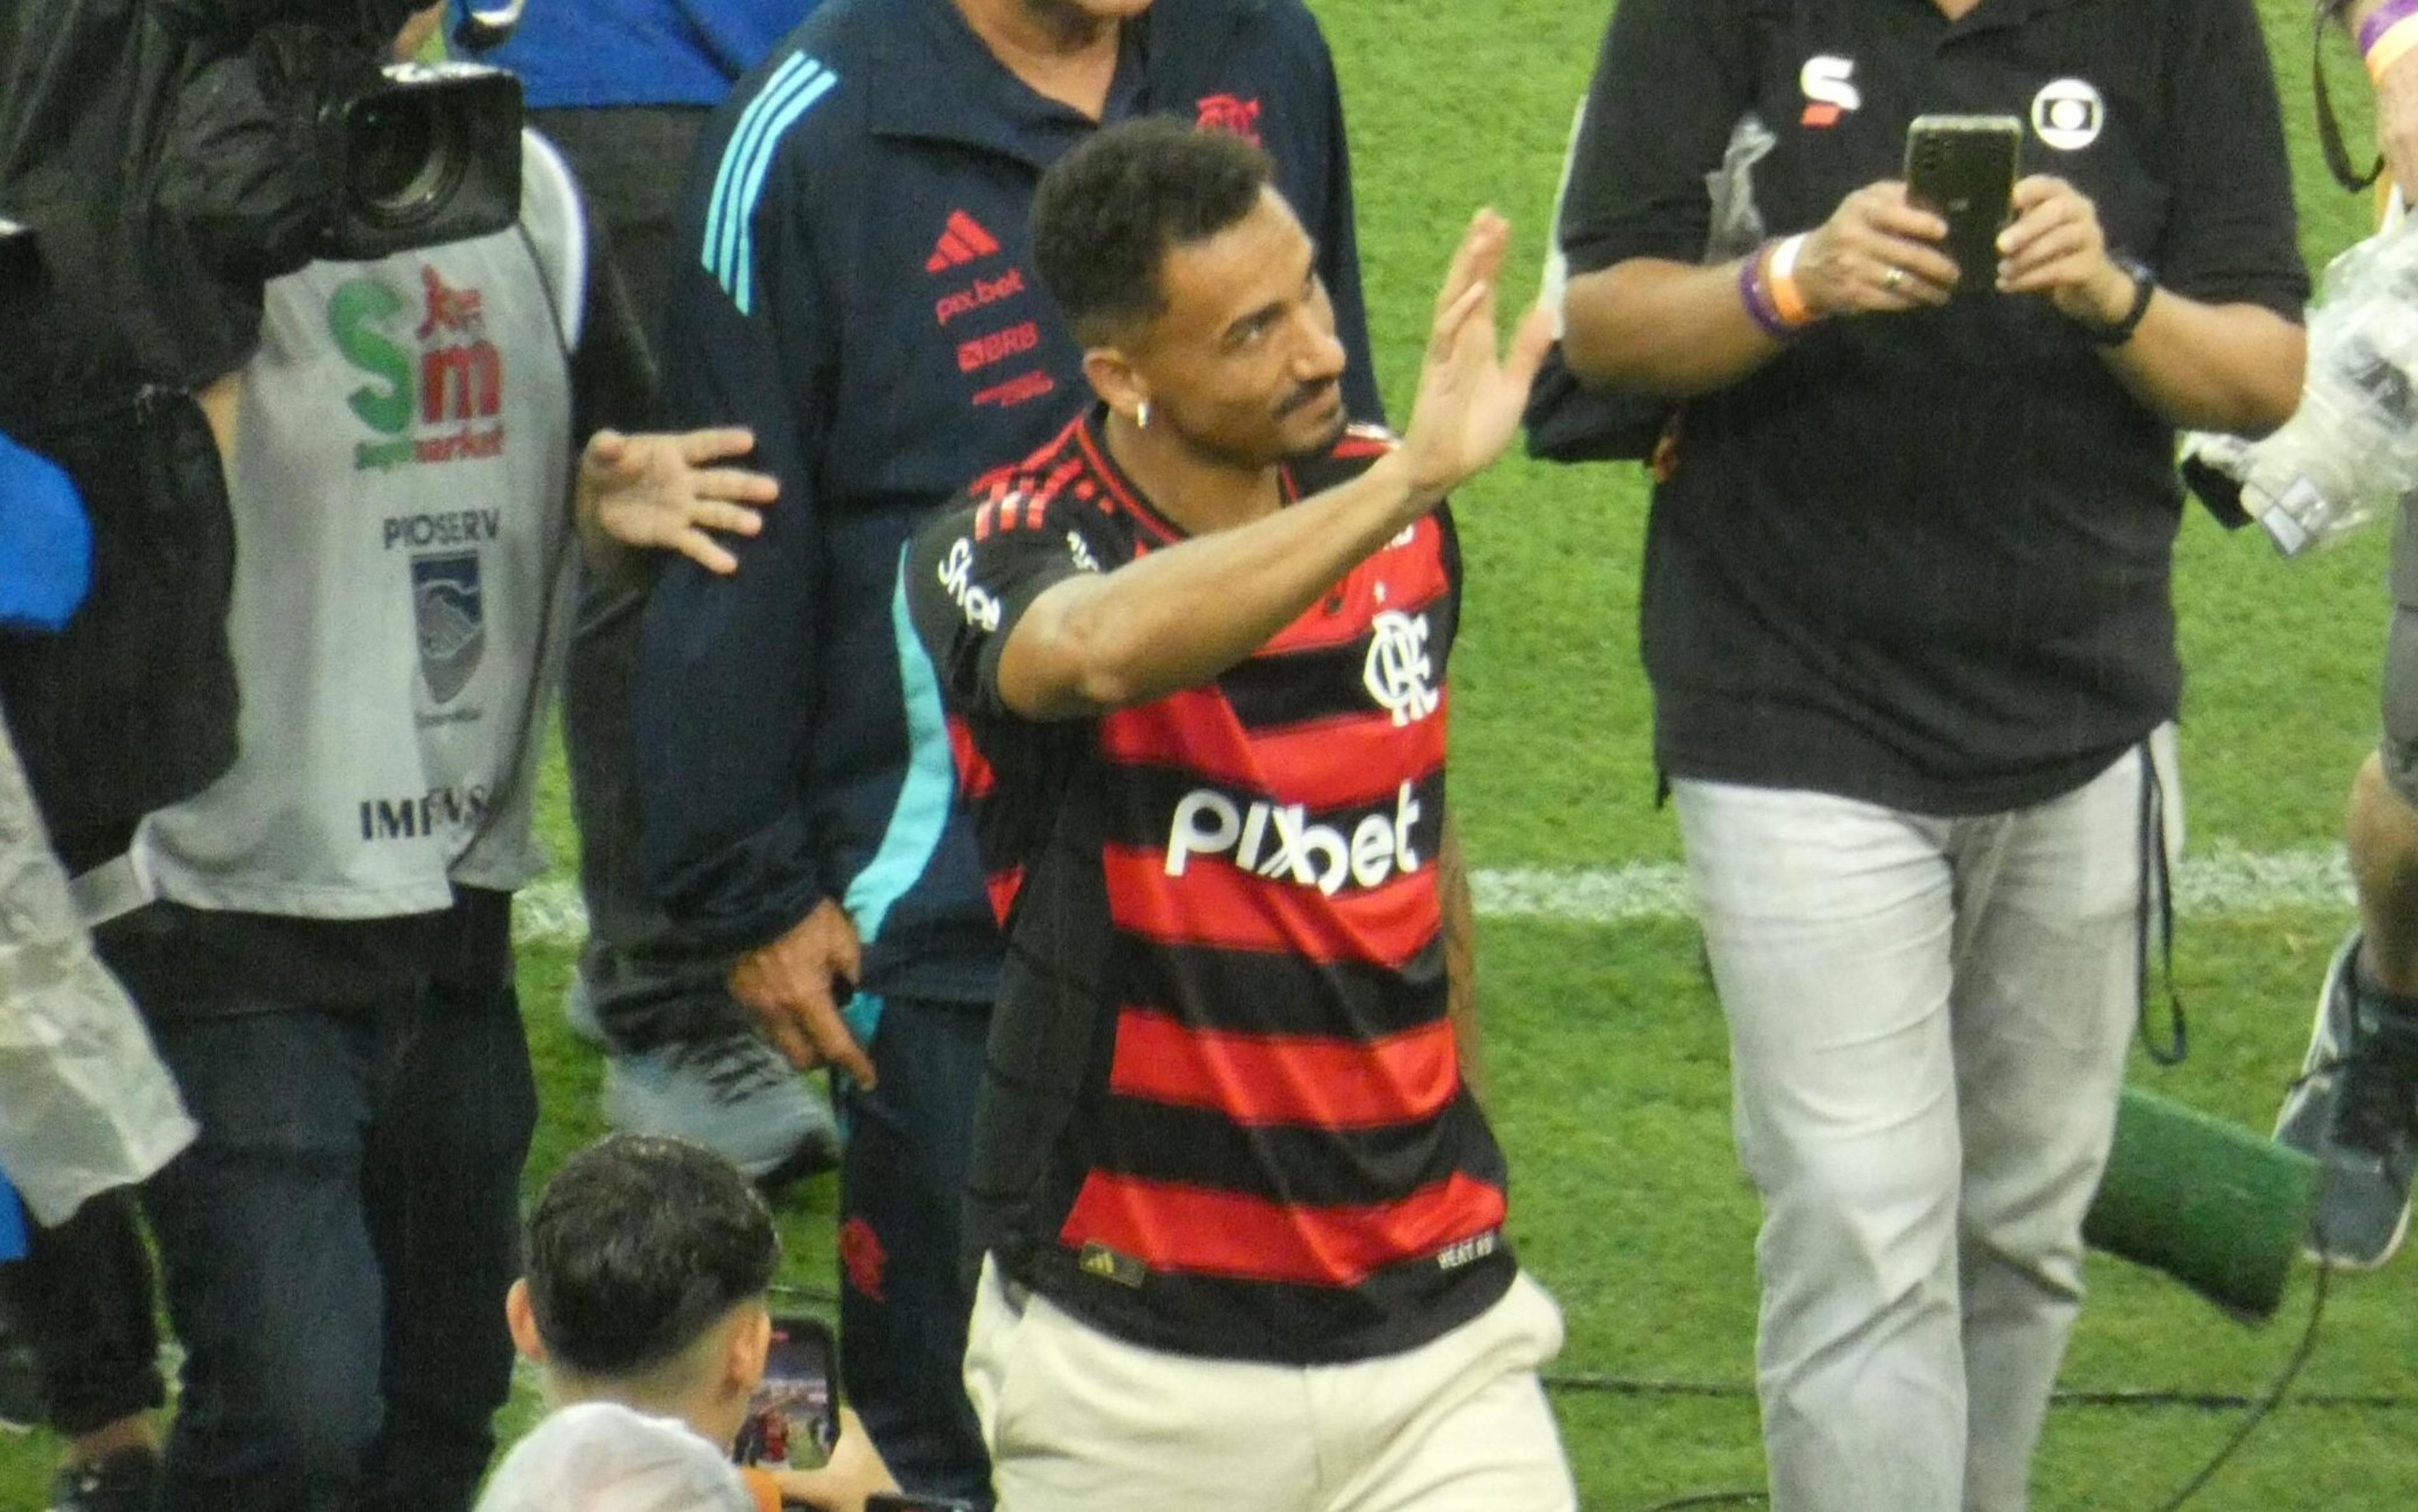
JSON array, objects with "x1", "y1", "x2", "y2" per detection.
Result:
[{"x1": 0, "y1": 0, "x2": 451, "y2": 851}]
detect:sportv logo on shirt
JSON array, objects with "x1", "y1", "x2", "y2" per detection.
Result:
[{"x1": 1799, "y1": 55, "x2": 1861, "y2": 127}]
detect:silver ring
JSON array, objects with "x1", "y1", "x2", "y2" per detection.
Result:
[{"x1": 1883, "y1": 265, "x2": 1906, "y2": 292}]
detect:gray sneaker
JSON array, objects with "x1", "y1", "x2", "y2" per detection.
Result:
[
  {"x1": 601, "y1": 1032, "x2": 841, "y2": 1185},
  {"x1": 560, "y1": 971, "x2": 611, "y2": 1048},
  {"x1": 2275, "y1": 931, "x2": 2418, "y2": 1269}
]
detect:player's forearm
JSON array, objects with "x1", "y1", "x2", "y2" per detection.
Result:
[
  {"x1": 1000, "y1": 450, "x2": 1434, "y2": 719},
  {"x1": 1562, "y1": 256, "x2": 1783, "y2": 397}
]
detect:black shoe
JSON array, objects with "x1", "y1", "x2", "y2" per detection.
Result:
[
  {"x1": 2276, "y1": 931, "x2": 2418, "y2": 1268},
  {"x1": 47, "y1": 1447, "x2": 161, "y2": 1512},
  {"x1": 0, "y1": 1279, "x2": 47, "y2": 1430}
]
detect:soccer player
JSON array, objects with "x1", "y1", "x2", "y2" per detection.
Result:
[
  {"x1": 632, "y1": 0, "x2": 1379, "y2": 1496},
  {"x1": 902, "y1": 118, "x2": 1574, "y2": 1509}
]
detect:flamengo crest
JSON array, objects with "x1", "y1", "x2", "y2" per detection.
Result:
[{"x1": 1363, "y1": 611, "x2": 1438, "y2": 727}]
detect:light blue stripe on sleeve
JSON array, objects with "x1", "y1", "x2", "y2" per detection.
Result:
[
  {"x1": 845, "y1": 547, "x2": 959, "y2": 948},
  {"x1": 702, "y1": 52, "x2": 813, "y2": 284},
  {"x1": 729, "y1": 67, "x2": 839, "y2": 315}
]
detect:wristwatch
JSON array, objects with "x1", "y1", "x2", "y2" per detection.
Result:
[{"x1": 2086, "y1": 255, "x2": 2157, "y2": 347}]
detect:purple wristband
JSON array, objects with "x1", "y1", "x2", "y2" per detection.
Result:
[
  {"x1": 2361, "y1": 0, "x2": 2418, "y2": 56},
  {"x1": 1737, "y1": 253, "x2": 1794, "y2": 339}
]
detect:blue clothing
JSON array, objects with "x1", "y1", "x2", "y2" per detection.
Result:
[
  {"x1": 0, "y1": 429, "x2": 90, "y2": 632},
  {"x1": 635, "y1": 0, "x2": 1381, "y2": 1006},
  {"x1": 0, "y1": 1181, "x2": 24, "y2": 1263},
  {"x1": 458, "y1": 0, "x2": 819, "y2": 108},
  {"x1": 834, "y1": 996, "x2": 992, "y2": 1507},
  {"x1": 126, "y1": 895, "x2": 534, "y2": 1512}
]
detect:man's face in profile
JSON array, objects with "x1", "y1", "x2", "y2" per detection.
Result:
[{"x1": 1125, "y1": 187, "x2": 1351, "y2": 470}]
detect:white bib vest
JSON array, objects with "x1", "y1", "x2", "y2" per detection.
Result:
[{"x1": 116, "y1": 133, "x2": 585, "y2": 919}]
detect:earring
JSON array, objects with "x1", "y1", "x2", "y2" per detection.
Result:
[{"x1": 1135, "y1": 400, "x2": 1151, "y2": 430}]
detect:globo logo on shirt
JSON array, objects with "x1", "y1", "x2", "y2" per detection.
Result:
[{"x1": 2032, "y1": 79, "x2": 2106, "y2": 151}]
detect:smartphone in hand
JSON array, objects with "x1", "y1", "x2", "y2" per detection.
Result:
[
  {"x1": 1904, "y1": 115, "x2": 2021, "y2": 295},
  {"x1": 864, "y1": 1496, "x2": 982, "y2": 1512},
  {"x1": 734, "y1": 1314, "x2": 839, "y2": 1469}
]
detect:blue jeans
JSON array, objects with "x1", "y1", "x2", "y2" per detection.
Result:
[
  {"x1": 838, "y1": 994, "x2": 993, "y2": 1510},
  {"x1": 140, "y1": 907, "x2": 536, "y2": 1512}
]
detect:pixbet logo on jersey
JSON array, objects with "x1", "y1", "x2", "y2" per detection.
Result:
[{"x1": 1164, "y1": 782, "x2": 1426, "y2": 895}]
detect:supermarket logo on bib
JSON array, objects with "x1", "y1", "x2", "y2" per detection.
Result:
[{"x1": 332, "y1": 266, "x2": 509, "y2": 473}]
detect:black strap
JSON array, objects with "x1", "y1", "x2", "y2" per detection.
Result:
[
  {"x1": 2136, "y1": 741, "x2": 2188, "y2": 1066},
  {"x1": 2316, "y1": 7, "x2": 2387, "y2": 193}
]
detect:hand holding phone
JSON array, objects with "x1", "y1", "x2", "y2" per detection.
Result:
[
  {"x1": 1903, "y1": 114, "x2": 2021, "y2": 296},
  {"x1": 864, "y1": 1496, "x2": 981, "y2": 1512},
  {"x1": 735, "y1": 1315, "x2": 839, "y2": 1469}
]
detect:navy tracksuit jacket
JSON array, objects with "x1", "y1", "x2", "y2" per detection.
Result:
[{"x1": 635, "y1": 0, "x2": 1381, "y2": 1007}]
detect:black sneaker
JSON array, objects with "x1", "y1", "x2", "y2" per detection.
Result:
[
  {"x1": 48, "y1": 1447, "x2": 162, "y2": 1512},
  {"x1": 0, "y1": 1280, "x2": 48, "y2": 1430},
  {"x1": 2276, "y1": 931, "x2": 2418, "y2": 1268}
]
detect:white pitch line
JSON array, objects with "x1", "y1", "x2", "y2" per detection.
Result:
[{"x1": 508, "y1": 843, "x2": 2358, "y2": 946}]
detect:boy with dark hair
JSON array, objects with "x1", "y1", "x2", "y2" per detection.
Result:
[{"x1": 500, "y1": 1135, "x2": 895, "y2": 1512}]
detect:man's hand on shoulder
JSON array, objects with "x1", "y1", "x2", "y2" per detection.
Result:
[
  {"x1": 576, "y1": 426, "x2": 778, "y2": 579},
  {"x1": 729, "y1": 898, "x2": 877, "y2": 1086}
]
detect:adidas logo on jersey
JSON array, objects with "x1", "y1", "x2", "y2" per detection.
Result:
[
  {"x1": 1164, "y1": 782, "x2": 1426, "y2": 895},
  {"x1": 927, "y1": 210, "x2": 1002, "y2": 273}
]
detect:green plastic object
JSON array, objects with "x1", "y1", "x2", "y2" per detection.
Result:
[{"x1": 2081, "y1": 1083, "x2": 2319, "y2": 1321}]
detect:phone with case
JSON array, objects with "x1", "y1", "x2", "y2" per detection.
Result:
[
  {"x1": 1902, "y1": 114, "x2": 2021, "y2": 296},
  {"x1": 734, "y1": 1314, "x2": 839, "y2": 1469}
]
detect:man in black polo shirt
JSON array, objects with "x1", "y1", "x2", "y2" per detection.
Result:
[
  {"x1": 1555, "y1": 3, "x2": 2307, "y2": 1509},
  {"x1": 904, "y1": 120, "x2": 1572, "y2": 1509}
]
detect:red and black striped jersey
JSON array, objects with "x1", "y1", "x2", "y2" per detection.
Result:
[{"x1": 904, "y1": 407, "x2": 1513, "y2": 1365}]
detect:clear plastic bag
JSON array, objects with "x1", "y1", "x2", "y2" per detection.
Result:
[{"x1": 2182, "y1": 201, "x2": 2418, "y2": 555}]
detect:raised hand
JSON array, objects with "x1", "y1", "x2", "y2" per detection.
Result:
[
  {"x1": 576, "y1": 425, "x2": 778, "y2": 576},
  {"x1": 1397, "y1": 210, "x2": 1555, "y2": 505}
]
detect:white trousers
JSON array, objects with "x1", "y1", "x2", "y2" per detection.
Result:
[
  {"x1": 1674, "y1": 744, "x2": 2159, "y2": 1512},
  {"x1": 963, "y1": 1259, "x2": 1576, "y2": 1512}
]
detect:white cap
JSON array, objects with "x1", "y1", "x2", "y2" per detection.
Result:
[{"x1": 474, "y1": 1401, "x2": 757, "y2": 1512}]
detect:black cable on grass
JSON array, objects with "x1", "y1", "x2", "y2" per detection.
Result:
[
  {"x1": 1609, "y1": 1262, "x2": 2342, "y2": 1512},
  {"x1": 2142, "y1": 1260, "x2": 2330, "y2": 1512}
]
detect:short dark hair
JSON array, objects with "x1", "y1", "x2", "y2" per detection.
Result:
[
  {"x1": 1031, "y1": 117, "x2": 1275, "y2": 343},
  {"x1": 523, "y1": 1135, "x2": 781, "y2": 1377}
]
